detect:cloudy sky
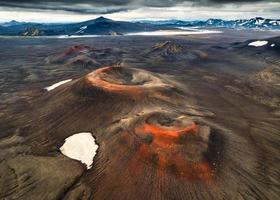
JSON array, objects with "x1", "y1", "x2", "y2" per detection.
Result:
[{"x1": 0, "y1": 0, "x2": 279, "y2": 22}]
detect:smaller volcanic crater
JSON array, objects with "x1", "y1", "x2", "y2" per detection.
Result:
[
  {"x1": 64, "y1": 45, "x2": 93, "y2": 55},
  {"x1": 72, "y1": 111, "x2": 229, "y2": 199},
  {"x1": 45, "y1": 44, "x2": 123, "y2": 68},
  {"x1": 46, "y1": 44, "x2": 93, "y2": 65},
  {"x1": 151, "y1": 41, "x2": 184, "y2": 56},
  {"x1": 124, "y1": 112, "x2": 223, "y2": 182},
  {"x1": 145, "y1": 41, "x2": 207, "y2": 62},
  {"x1": 84, "y1": 66, "x2": 170, "y2": 96}
]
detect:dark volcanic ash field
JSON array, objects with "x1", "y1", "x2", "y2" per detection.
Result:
[{"x1": 0, "y1": 29, "x2": 280, "y2": 200}]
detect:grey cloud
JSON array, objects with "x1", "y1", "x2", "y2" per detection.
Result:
[{"x1": 0, "y1": 0, "x2": 277, "y2": 14}]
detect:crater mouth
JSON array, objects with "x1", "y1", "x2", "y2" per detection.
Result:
[
  {"x1": 128, "y1": 112, "x2": 223, "y2": 182},
  {"x1": 85, "y1": 66, "x2": 167, "y2": 95},
  {"x1": 141, "y1": 113, "x2": 198, "y2": 138}
]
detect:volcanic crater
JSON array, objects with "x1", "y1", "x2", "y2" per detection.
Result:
[{"x1": 45, "y1": 44, "x2": 123, "y2": 68}]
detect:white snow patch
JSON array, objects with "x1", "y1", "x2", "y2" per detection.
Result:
[
  {"x1": 57, "y1": 35, "x2": 101, "y2": 38},
  {"x1": 60, "y1": 132, "x2": 99, "y2": 169},
  {"x1": 55, "y1": 29, "x2": 223, "y2": 38},
  {"x1": 126, "y1": 29, "x2": 222, "y2": 36},
  {"x1": 255, "y1": 19, "x2": 265, "y2": 25},
  {"x1": 248, "y1": 40, "x2": 268, "y2": 47},
  {"x1": 45, "y1": 79, "x2": 72, "y2": 91},
  {"x1": 76, "y1": 30, "x2": 84, "y2": 34},
  {"x1": 271, "y1": 44, "x2": 275, "y2": 47},
  {"x1": 76, "y1": 26, "x2": 88, "y2": 34}
]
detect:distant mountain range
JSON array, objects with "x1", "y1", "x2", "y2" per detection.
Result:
[
  {"x1": 0, "y1": 17, "x2": 279, "y2": 36},
  {"x1": 0, "y1": 17, "x2": 169, "y2": 36},
  {"x1": 137, "y1": 17, "x2": 280, "y2": 29}
]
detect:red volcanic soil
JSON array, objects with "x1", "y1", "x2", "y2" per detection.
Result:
[
  {"x1": 63, "y1": 45, "x2": 93, "y2": 56},
  {"x1": 134, "y1": 117, "x2": 212, "y2": 182},
  {"x1": 141, "y1": 122, "x2": 197, "y2": 137},
  {"x1": 46, "y1": 44, "x2": 96, "y2": 65}
]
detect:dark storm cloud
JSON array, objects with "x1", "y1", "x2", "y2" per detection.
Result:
[
  {"x1": 0, "y1": 0, "x2": 277, "y2": 14},
  {"x1": 0, "y1": 2, "x2": 128, "y2": 14},
  {"x1": 140, "y1": 0, "x2": 267, "y2": 7}
]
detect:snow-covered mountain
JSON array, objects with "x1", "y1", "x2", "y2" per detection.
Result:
[
  {"x1": 137, "y1": 17, "x2": 280, "y2": 29},
  {"x1": 205, "y1": 17, "x2": 280, "y2": 29}
]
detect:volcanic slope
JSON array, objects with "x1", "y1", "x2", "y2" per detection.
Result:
[{"x1": 1, "y1": 65, "x2": 279, "y2": 200}]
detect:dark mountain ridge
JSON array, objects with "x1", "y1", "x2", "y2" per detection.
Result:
[
  {"x1": 0, "y1": 17, "x2": 279, "y2": 36},
  {"x1": 0, "y1": 16, "x2": 168, "y2": 36}
]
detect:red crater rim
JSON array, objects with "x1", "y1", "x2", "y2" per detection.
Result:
[
  {"x1": 141, "y1": 121, "x2": 198, "y2": 138},
  {"x1": 85, "y1": 66, "x2": 167, "y2": 95}
]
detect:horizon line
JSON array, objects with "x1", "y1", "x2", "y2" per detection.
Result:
[{"x1": 1, "y1": 16, "x2": 279, "y2": 24}]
